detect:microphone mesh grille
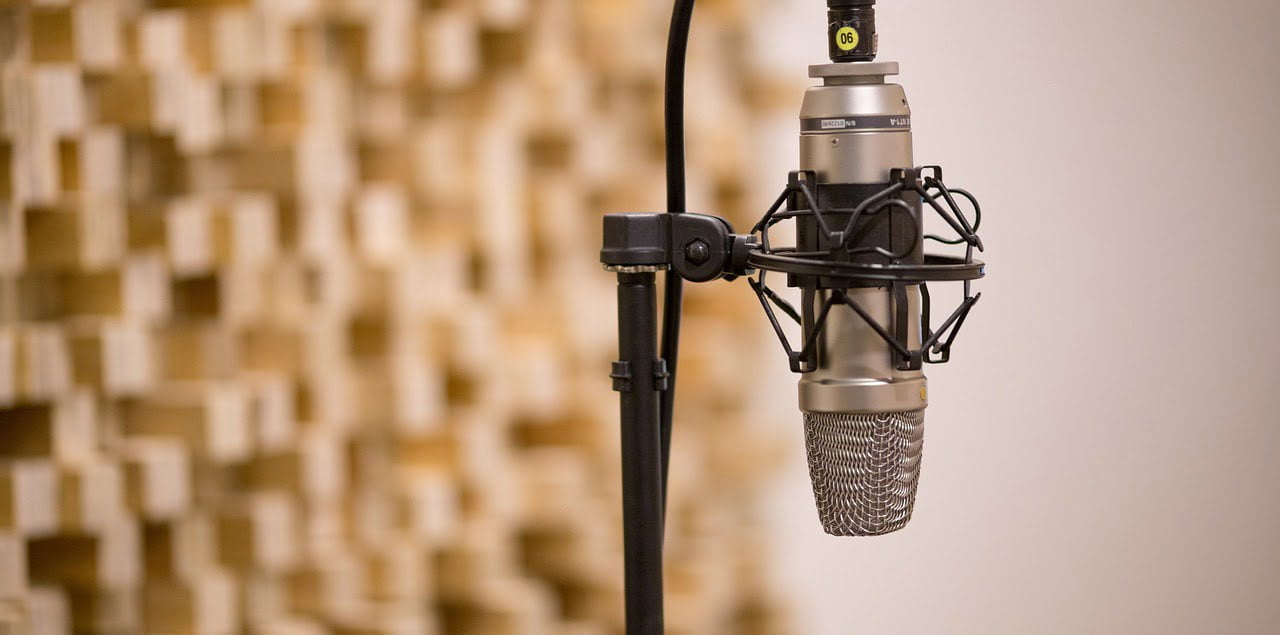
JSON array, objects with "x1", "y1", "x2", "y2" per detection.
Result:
[{"x1": 803, "y1": 409, "x2": 925, "y2": 536}]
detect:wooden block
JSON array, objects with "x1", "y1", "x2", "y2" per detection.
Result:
[
  {"x1": 28, "y1": 6, "x2": 75, "y2": 65},
  {"x1": 393, "y1": 432, "x2": 459, "y2": 473},
  {"x1": 240, "y1": 429, "x2": 345, "y2": 503},
  {"x1": 0, "y1": 6, "x2": 22, "y2": 66},
  {"x1": 121, "y1": 440, "x2": 191, "y2": 520},
  {"x1": 248, "y1": 375, "x2": 298, "y2": 453},
  {"x1": 120, "y1": 383, "x2": 252, "y2": 463},
  {"x1": 364, "y1": 0, "x2": 414, "y2": 84},
  {"x1": 331, "y1": 605, "x2": 436, "y2": 635},
  {"x1": 120, "y1": 130, "x2": 187, "y2": 200},
  {"x1": 151, "y1": 0, "x2": 252, "y2": 9},
  {"x1": 72, "y1": 0, "x2": 122, "y2": 70},
  {"x1": 295, "y1": 132, "x2": 356, "y2": 200},
  {"x1": 216, "y1": 493, "x2": 298, "y2": 573},
  {"x1": 0, "y1": 328, "x2": 13, "y2": 407},
  {"x1": 474, "y1": 107, "x2": 531, "y2": 303},
  {"x1": 438, "y1": 576, "x2": 556, "y2": 635},
  {"x1": 421, "y1": 10, "x2": 479, "y2": 89},
  {"x1": 390, "y1": 354, "x2": 445, "y2": 435},
  {"x1": 57, "y1": 460, "x2": 124, "y2": 532},
  {"x1": 392, "y1": 246, "x2": 468, "y2": 319},
  {"x1": 240, "y1": 573, "x2": 291, "y2": 632},
  {"x1": 167, "y1": 70, "x2": 224, "y2": 153},
  {"x1": 317, "y1": 20, "x2": 367, "y2": 78},
  {"x1": 0, "y1": 460, "x2": 57, "y2": 536},
  {"x1": 182, "y1": 8, "x2": 216, "y2": 74},
  {"x1": 478, "y1": 0, "x2": 530, "y2": 28},
  {"x1": 501, "y1": 336, "x2": 565, "y2": 421},
  {"x1": 22, "y1": 586, "x2": 71, "y2": 635},
  {"x1": 64, "y1": 586, "x2": 141, "y2": 634},
  {"x1": 356, "y1": 89, "x2": 410, "y2": 145},
  {"x1": 87, "y1": 72, "x2": 153, "y2": 129},
  {"x1": 31, "y1": 67, "x2": 86, "y2": 138},
  {"x1": 353, "y1": 185, "x2": 409, "y2": 265},
  {"x1": 143, "y1": 516, "x2": 216, "y2": 582},
  {"x1": 166, "y1": 196, "x2": 216, "y2": 277},
  {"x1": 518, "y1": 519, "x2": 613, "y2": 586},
  {"x1": 22, "y1": 202, "x2": 123, "y2": 271},
  {"x1": 436, "y1": 302, "x2": 500, "y2": 377},
  {"x1": 364, "y1": 538, "x2": 429, "y2": 605},
  {"x1": 0, "y1": 531, "x2": 24, "y2": 599},
  {"x1": 137, "y1": 9, "x2": 188, "y2": 72},
  {"x1": 293, "y1": 196, "x2": 348, "y2": 264},
  {"x1": 0, "y1": 391, "x2": 96, "y2": 465},
  {"x1": 220, "y1": 194, "x2": 281, "y2": 269},
  {"x1": 514, "y1": 449, "x2": 590, "y2": 527},
  {"x1": 55, "y1": 138, "x2": 80, "y2": 193},
  {"x1": 394, "y1": 469, "x2": 457, "y2": 546},
  {"x1": 233, "y1": 142, "x2": 297, "y2": 195},
  {"x1": 68, "y1": 320, "x2": 156, "y2": 396},
  {"x1": 210, "y1": 10, "x2": 264, "y2": 81},
  {"x1": 346, "y1": 361, "x2": 395, "y2": 426},
  {"x1": 411, "y1": 121, "x2": 471, "y2": 208},
  {"x1": 221, "y1": 78, "x2": 263, "y2": 144},
  {"x1": 347, "y1": 487, "x2": 395, "y2": 552},
  {"x1": 0, "y1": 140, "x2": 11, "y2": 203},
  {"x1": 256, "y1": 79, "x2": 304, "y2": 136},
  {"x1": 433, "y1": 519, "x2": 519, "y2": 601},
  {"x1": 27, "y1": 519, "x2": 141, "y2": 588},
  {"x1": 74, "y1": 128, "x2": 125, "y2": 199},
  {"x1": 240, "y1": 325, "x2": 303, "y2": 376},
  {"x1": 159, "y1": 324, "x2": 240, "y2": 381},
  {"x1": 296, "y1": 368, "x2": 353, "y2": 433},
  {"x1": 282, "y1": 554, "x2": 365, "y2": 621},
  {"x1": 144, "y1": 569, "x2": 238, "y2": 635},
  {"x1": 250, "y1": 616, "x2": 328, "y2": 635},
  {"x1": 15, "y1": 326, "x2": 71, "y2": 401},
  {"x1": 343, "y1": 356, "x2": 443, "y2": 435}
]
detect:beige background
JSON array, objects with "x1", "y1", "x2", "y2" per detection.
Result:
[{"x1": 736, "y1": 0, "x2": 1280, "y2": 633}]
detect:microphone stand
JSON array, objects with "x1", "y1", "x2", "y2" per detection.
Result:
[
  {"x1": 599, "y1": 1, "x2": 697, "y2": 633},
  {"x1": 602, "y1": 208, "x2": 749, "y2": 635},
  {"x1": 607, "y1": 267, "x2": 668, "y2": 635}
]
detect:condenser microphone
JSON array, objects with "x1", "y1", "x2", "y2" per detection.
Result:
[
  {"x1": 795, "y1": 57, "x2": 928, "y2": 536},
  {"x1": 767, "y1": 0, "x2": 983, "y2": 536}
]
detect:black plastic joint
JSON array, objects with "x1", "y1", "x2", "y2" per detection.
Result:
[
  {"x1": 788, "y1": 351, "x2": 813, "y2": 374},
  {"x1": 897, "y1": 351, "x2": 924, "y2": 372},
  {"x1": 601, "y1": 214, "x2": 670, "y2": 267},
  {"x1": 652, "y1": 359, "x2": 670, "y2": 391},
  {"x1": 602, "y1": 212, "x2": 747, "y2": 281},
  {"x1": 611, "y1": 361, "x2": 633, "y2": 392},
  {"x1": 729, "y1": 234, "x2": 758, "y2": 276},
  {"x1": 891, "y1": 167, "x2": 919, "y2": 186},
  {"x1": 670, "y1": 214, "x2": 735, "y2": 282}
]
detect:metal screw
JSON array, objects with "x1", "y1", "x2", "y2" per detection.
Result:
[{"x1": 684, "y1": 240, "x2": 711, "y2": 266}]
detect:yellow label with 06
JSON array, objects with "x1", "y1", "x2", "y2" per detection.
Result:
[{"x1": 835, "y1": 26, "x2": 859, "y2": 52}]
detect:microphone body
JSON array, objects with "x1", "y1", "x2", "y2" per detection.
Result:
[{"x1": 795, "y1": 61, "x2": 928, "y2": 536}]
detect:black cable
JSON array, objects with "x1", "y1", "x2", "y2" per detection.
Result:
[{"x1": 660, "y1": 0, "x2": 695, "y2": 520}]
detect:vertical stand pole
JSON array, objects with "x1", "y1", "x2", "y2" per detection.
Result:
[{"x1": 611, "y1": 271, "x2": 666, "y2": 635}]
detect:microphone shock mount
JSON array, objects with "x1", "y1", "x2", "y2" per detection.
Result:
[{"x1": 602, "y1": 164, "x2": 984, "y2": 374}]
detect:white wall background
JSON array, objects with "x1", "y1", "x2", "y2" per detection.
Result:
[{"x1": 741, "y1": 1, "x2": 1280, "y2": 633}]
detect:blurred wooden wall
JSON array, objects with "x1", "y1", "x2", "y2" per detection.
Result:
[{"x1": 0, "y1": 0, "x2": 800, "y2": 633}]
